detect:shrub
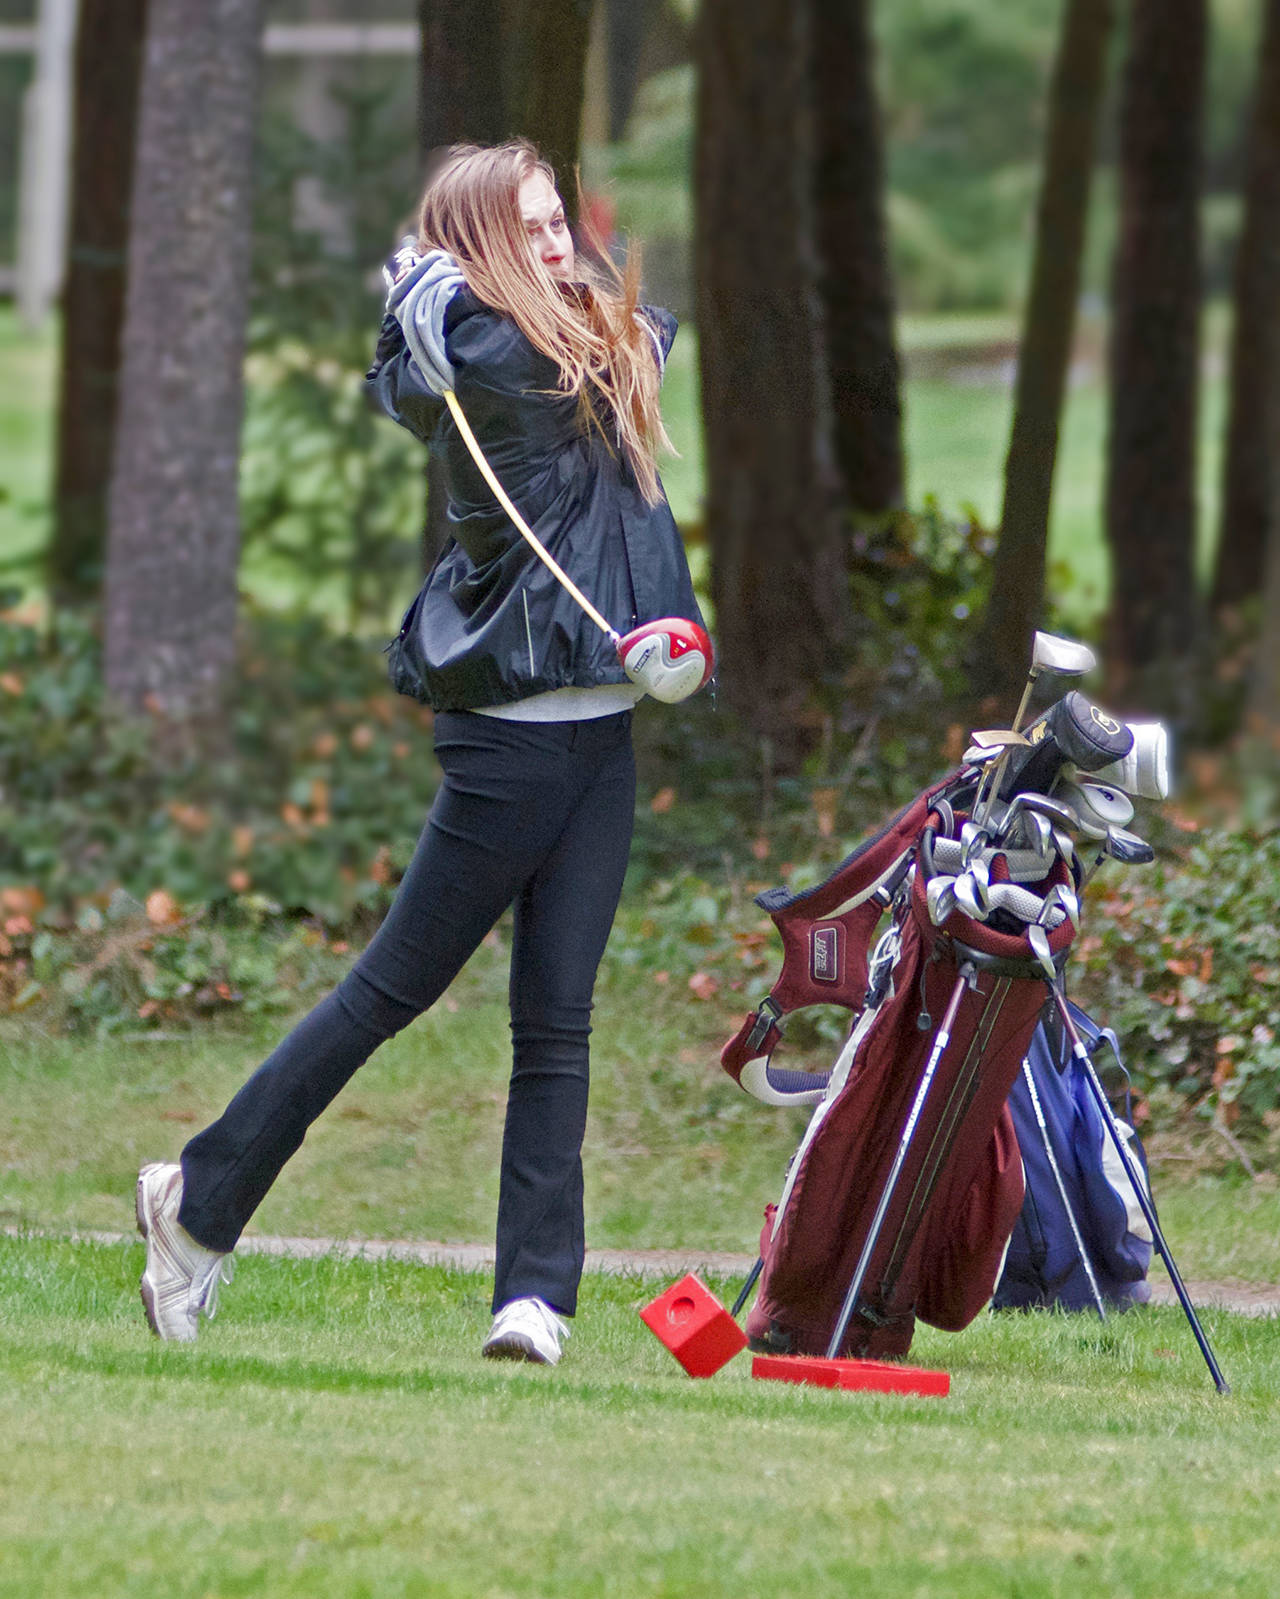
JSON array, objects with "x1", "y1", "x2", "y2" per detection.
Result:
[{"x1": 1075, "y1": 820, "x2": 1280, "y2": 1134}]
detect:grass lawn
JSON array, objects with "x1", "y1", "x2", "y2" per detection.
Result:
[
  {"x1": 1, "y1": 1232, "x2": 1273, "y2": 1599},
  {"x1": 4, "y1": 822, "x2": 1278, "y2": 1598},
  {"x1": 0, "y1": 307, "x2": 56, "y2": 583},
  {"x1": 6, "y1": 935, "x2": 1279, "y2": 1280}
]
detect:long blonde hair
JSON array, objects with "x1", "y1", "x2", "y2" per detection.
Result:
[{"x1": 417, "y1": 140, "x2": 671, "y2": 504}]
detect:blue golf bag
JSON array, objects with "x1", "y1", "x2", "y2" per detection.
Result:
[{"x1": 994, "y1": 1001, "x2": 1153, "y2": 1314}]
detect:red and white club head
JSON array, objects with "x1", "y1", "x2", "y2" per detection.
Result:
[{"x1": 617, "y1": 618, "x2": 714, "y2": 704}]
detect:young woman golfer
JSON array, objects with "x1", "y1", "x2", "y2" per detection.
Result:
[{"x1": 136, "y1": 140, "x2": 708, "y2": 1364}]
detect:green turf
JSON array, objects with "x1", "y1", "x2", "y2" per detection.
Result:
[
  {"x1": 901, "y1": 343, "x2": 1227, "y2": 633},
  {"x1": 0, "y1": 306, "x2": 57, "y2": 581},
  {"x1": 0, "y1": 1233, "x2": 1271, "y2": 1599},
  {"x1": 0, "y1": 937, "x2": 809, "y2": 1255},
  {"x1": 5, "y1": 925, "x2": 1279, "y2": 1288}
]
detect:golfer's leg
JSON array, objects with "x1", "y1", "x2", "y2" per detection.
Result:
[
  {"x1": 492, "y1": 716, "x2": 636, "y2": 1315},
  {"x1": 178, "y1": 713, "x2": 582, "y2": 1252}
]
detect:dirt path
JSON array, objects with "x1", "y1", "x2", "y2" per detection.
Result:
[{"x1": 16, "y1": 1225, "x2": 1280, "y2": 1317}]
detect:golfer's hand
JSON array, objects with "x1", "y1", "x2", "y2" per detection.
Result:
[{"x1": 382, "y1": 236, "x2": 423, "y2": 300}]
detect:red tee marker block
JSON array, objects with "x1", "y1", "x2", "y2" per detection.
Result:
[
  {"x1": 752, "y1": 1353, "x2": 950, "y2": 1398},
  {"x1": 639, "y1": 1273, "x2": 747, "y2": 1377}
]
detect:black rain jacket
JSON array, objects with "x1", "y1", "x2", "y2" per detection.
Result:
[{"x1": 366, "y1": 285, "x2": 703, "y2": 711}]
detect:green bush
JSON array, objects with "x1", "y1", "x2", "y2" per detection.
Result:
[
  {"x1": 0, "y1": 602, "x2": 439, "y2": 921},
  {"x1": 1076, "y1": 820, "x2": 1280, "y2": 1134}
]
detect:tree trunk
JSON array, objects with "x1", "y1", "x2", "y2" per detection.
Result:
[
  {"x1": 1245, "y1": 424, "x2": 1280, "y2": 738},
  {"x1": 1213, "y1": 0, "x2": 1280, "y2": 613},
  {"x1": 604, "y1": 0, "x2": 656, "y2": 144},
  {"x1": 504, "y1": 0, "x2": 592, "y2": 210},
  {"x1": 1103, "y1": 0, "x2": 1204, "y2": 720},
  {"x1": 102, "y1": 0, "x2": 263, "y2": 731},
  {"x1": 811, "y1": 0, "x2": 903, "y2": 518},
  {"x1": 417, "y1": 0, "x2": 509, "y2": 158},
  {"x1": 46, "y1": 0, "x2": 148, "y2": 609},
  {"x1": 974, "y1": 0, "x2": 1113, "y2": 701},
  {"x1": 416, "y1": 0, "x2": 510, "y2": 571},
  {"x1": 696, "y1": 0, "x2": 845, "y2": 754}
]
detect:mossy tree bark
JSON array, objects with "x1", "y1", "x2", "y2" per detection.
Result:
[
  {"x1": 47, "y1": 0, "x2": 149, "y2": 609},
  {"x1": 416, "y1": 0, "x2": 510, "y2": 570},
  {"x1": 973, "y1": 0, "x2": 1114, "y2": 703},
  {"x1": 695, "y1": 0, "x2": 847, "y2": 758},
  {"x1": 1213, "y1": 0, "x2": 1280, "y2": 615},
  {"x1": 811, "y1": 0, "x2": 903, "y2": 520},
  {"x1": 102, "y1": 0, "x2": 263, "y2": 736},
  {"x1": 1103, "y1": 0, "x2": 1205, "y2": 721}
]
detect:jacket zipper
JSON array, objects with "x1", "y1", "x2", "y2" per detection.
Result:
[{"x1": 522, "y1": 591, "x2": 536, "y2": 676}]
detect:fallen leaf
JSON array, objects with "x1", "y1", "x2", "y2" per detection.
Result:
[
  {"x1": 688, "y1": 971, "x2": 719, "y2": 1001},
  {"x1": 650, "y1": 786, "x2": 677, "y2": 814},
  {"x1": 1, "y1": 886, "x2": 44, "y2": 916},
  {"x1": 145, "y1": 890, "x2": 182, "y2": 926}
]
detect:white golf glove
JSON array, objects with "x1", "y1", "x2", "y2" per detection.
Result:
[{"x1": 382, "y1": 235, "x2": 424, "y2": 301}]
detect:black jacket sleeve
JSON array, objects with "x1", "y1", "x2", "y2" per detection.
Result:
[{"x1": 364, "y1": 312, "x2": 444, "y2": 445}]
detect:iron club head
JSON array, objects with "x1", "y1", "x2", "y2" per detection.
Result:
[{"x1": 1104, "y1": 825, "x2": 1155, "y2": 866}]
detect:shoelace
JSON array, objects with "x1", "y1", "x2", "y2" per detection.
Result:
[{"x1": 190, "y1": 1254, "x2": 234, "y2": 1321}]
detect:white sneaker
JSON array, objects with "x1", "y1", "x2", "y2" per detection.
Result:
[
  {"x1": 482, "y1": 1296, "x2": 571, "y2": 1365},
  {"x1": 136, "y1": 1162, "x2": 233, "y2": 1343}
]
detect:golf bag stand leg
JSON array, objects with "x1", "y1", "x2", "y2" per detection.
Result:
[
  {"x1": 824, "y1": 965, "x2": 974, "y2": 1360},
  {"x1": 1048, "y1": 985, "x2": 1231, "y2": 1395},
  {"x1": 731, "y1": 1257, "x2": 763, "y2": 1319},
  {"x1": 1019, "y1": 1057, "x2": 1108, "y2": 1320}
]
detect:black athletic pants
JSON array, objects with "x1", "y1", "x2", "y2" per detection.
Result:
[{"x1": 178, "y1": 709, "x2": 636, "y2": 1316}]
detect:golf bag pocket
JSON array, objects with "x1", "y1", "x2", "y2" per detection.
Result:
[{"x1": 994, "y1": 1004, "x2": 1152, "y2": 1313}]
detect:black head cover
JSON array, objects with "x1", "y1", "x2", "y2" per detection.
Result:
[{"x1": 1000, "y1": 691, "x2": 1134, "y2": 800}]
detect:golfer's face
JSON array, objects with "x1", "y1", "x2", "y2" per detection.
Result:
[{"x1": 519, "y1": 171, "x2": 575, "y2": 283}]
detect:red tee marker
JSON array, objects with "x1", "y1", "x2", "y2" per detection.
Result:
[
  {"x1": 639, "y1": 1273, "x2": 747, "y2": 1378},
  {"x1": 751, "y1": 1353, "x2": 950, "y2": 1398}
]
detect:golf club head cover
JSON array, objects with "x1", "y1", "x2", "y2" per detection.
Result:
[
  {"x1": 617, "y1": 618, "x2": 714, "y2": 703},
  {"x1": 999, "y1": 691, "x2": 1133, "y2": 801},
  {"x1": 1090, "y1": 721, "x2": 1171, "y2": 801}
]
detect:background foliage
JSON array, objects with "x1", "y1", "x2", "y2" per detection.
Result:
[{"x1": 2, "y1": 0, "x2": 1278, "y2": 1147}]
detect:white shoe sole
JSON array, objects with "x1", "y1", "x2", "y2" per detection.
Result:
[{"x1": 482, "y1": 1333, "x2": 557, "y2": 1365}]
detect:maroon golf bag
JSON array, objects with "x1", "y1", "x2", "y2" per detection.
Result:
[{"x1": 721, "y1": 772, "x2": 1076, "y2": 1361}]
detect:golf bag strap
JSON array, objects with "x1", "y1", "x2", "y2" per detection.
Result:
[{"x1": 721, "y1": 774, "x2": 967, "y2": 1103}]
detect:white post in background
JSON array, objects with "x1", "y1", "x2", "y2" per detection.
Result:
[{"x1": 16, "y1": 0, "x2": 78, "y2": 329}]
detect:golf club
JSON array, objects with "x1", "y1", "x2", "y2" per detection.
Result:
[
  {"x1": 994, "y1": 692, "x2": 1134, "y2": 808},
  {"x1": 1081, "y1": 824, "x2": 1156, "y2": 888},
  {"x1": 974, "y1": 633, "x2": 1098, "y2": 821},
  {"x1": 442, "y1": 389, "x2": 714, "y2": 703},
  {"x1": 1056, "y1": 780, "x2": 1135, "y2": 839}
]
